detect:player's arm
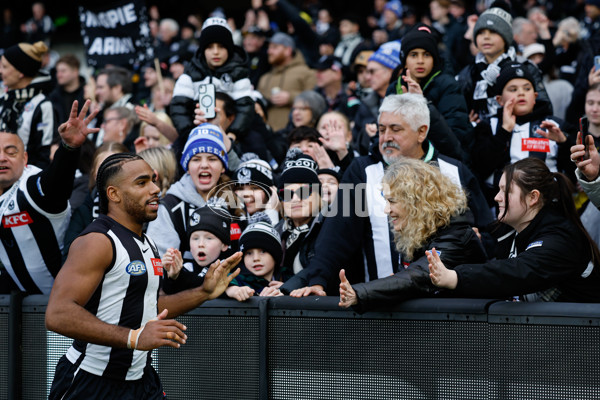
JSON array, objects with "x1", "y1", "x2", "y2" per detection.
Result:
[
  {"x1": 46, "y1": 232, "x2": 186, "y2": 350},
  {"x1": 158, "y1": 252, "x2": 243, "y2": 318}
]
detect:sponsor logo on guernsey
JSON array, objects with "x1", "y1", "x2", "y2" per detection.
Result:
[
  {"x1": 151, "y1": 258, "x2": 163, "y2": 276},
  {"x1": 3, "y1": 211, "x2": 33, "y2": 228},
  {"x1": 230, "y1": 223, "x2": 242, "y2": 240},
  {"x1": 126, "y1": 260, "x2": 147, "y2": 276},
  {"x1": 526, "y1": 241, "x2": 543, "y2": 250}
]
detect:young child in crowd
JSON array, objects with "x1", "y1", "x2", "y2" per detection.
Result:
[
  {"x1": 225, "y1": 220, "x2": 285, "y2": 301},
  {"x1": 456, "y1": 1, "x2": 551, "y2": 124},
  {"x1": 170, "y1": 17, "x2": 260, "y2": 158},
  {"x1": 471, "y1": 63, "x2": 575, "y2": 206},
  {"x1": 161, "y1": 205, "x2": 231, "y2": 294},
  {"x1": 233, "y1": 153, "x2": 280, "y2": 224}
]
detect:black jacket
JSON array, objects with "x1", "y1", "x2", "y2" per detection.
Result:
[
  {"x1": 352, "y1": 211, "x2": 488, "y2": 312},
  {"x1": 454, "y1": 207, "x2": 600, "y2": 302}
]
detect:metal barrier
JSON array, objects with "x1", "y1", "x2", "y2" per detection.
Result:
[{"x1": 2, "y1": 295, "x2": 600, "y2": 399}]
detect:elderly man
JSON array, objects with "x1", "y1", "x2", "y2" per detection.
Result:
[{"x1": 280, "y1": 94, "x2": 492, "y2": 296}]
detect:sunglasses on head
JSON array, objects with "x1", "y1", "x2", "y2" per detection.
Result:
[{"x1": 278, "y1": 185, "x2": 314, "y2": 202}]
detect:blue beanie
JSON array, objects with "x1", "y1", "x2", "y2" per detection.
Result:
[
  {"x1": 368, "y1": 40, "x2": 401, "y2": 70},
  {"x1": 180, "y1": 123, "x2": 228, "y2": 171}
]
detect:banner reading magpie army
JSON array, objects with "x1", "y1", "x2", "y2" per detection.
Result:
[{"x1": 78, "y1": 0, "x2": 154, "y2": 69}]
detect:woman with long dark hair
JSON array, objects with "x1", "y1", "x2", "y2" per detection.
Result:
[{"x1": 428, "y1": 157, "x2": 600, "y2": 302}]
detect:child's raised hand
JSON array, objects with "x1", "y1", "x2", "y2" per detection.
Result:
[
  {"x1": 501, "y1": 97, "x2": 517, "y2": 133},
  {"x1": 162, "y1": 248, "x2": 183, "y2": 280},
  {"x1": 259, "y1": 286, "x2": 283, "y2": 297},
  {"x1": 536, "y1": 120, "x2": 567, "y2": 143}
]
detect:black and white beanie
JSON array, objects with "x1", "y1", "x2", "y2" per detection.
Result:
[
  {"x1": 235, "y1": 153, "x2": 274, "y2": 196},
  {"x1": 277, "y1": 148, "x2": 320, "y2": 188},
  {"x1": 239, "y1": 221, "x2": 283, "y2": 266},
  {"x1": 187, "y1": 204, "x2": 232, "y2": 245},
  {"x1": 198, "y1": 17, "x2": 234, "y2": 56}
]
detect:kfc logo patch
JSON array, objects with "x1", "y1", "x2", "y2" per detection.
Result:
[
  {"x1": 3, "y1": 211, "x2": 33, "y2": 228},
  {"x1": 151, "y1": 258, "x2": 163, "y2": 276}
]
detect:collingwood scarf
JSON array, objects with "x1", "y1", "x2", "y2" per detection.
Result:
[
  {"x1": 472, "y1": 47, "x2": 516, "y2": 119},
  {"x1": 0, "y1": 86, "x2": 43, "y2": 133}
]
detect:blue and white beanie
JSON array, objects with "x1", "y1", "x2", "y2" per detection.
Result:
[
  {"x1": 368, "y1": 40, "x2": 401, "y2": 70},
  {"x1": 180, "y1": 123, "x2": 228, "y2": 171}
]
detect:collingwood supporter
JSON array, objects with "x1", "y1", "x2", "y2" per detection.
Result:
[
  {"x1": 0, "y1": 100, "x2": 98, "y2": 294},
  {"x1": 170, "y1": 17, "x2": 262, "y2": 162},
  {"x1": 0, "y1": 41, "x2": 57, "y2": 168},
  {"x1": 456, "y1": 1, "x2": 551, "y2": 124},
  {"x1": 572, "y1": 130, "x2": 600, "y2": 208},
  {"x1": 470, "y1": 63, "x2": 575, "y2": 207},
  {"x1": 428, "y1": 157, "x2": 600, "y2": 302},
  {"x1": 48, "y1": 54, "x2": 85, "y2": 124},
  {"x1": 138, "y1": 146, "x2": 178, "y2": 197},
  {"x1": 338, "y1": 158, "x2": 487, "y2": 312},
  {"x1": 46, "y1": 153, "x2": 242, "y2": 399},
  {"x1": 146, "y1": 123, "x2": 245, "y2": 262},
  {"x1": 276, "y1": 90, "x2": 327, "y2": 139},
  {"x1": 280, "y1": 94, "x2": 492, "y2": 297},
  {"x1": 314, "y1": 55, "x2": 360, "y2": 120},
  {"x1": 317, "y1": 111, "x2": 357, "y2": 174}
]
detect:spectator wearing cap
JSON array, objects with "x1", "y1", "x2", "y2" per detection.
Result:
[
  {"x1": 147, "y1": 123, "x2": 246, "y2": 261},
  {"x1": 392, "y1": 23, "x2": 473, "y2": 155},
  {"x1": 257, "y1": 32, "x2": 316, "y2": 131},
  {"x1": 352, "y1": 41, "x2": 400, "y2": 155},
  {"x1": 382, "y1": 0, "x2": 403, "y2": 40},
  {"x1": 274, "y1": 148, "x2": 325, "y2": 278},
  {"x1": 314, "y1": 55, "x2": 360, "y2": 121},
  {"x1": 161, "y1": 205, "x2": 233, "y2": 294},
  {"x1": 456, "y1": 0, "x2": 551, "y2": 125},
  {"x1": 170, "y1": 17, "x2": 260, "y2": 164},
  {"x1": 226, "y1": 220, "x2": 286, "y2": 300},
  {"x1": 317, "y1": 167, "x2": 341, "y2": 206},
  {"x1": 334, "y1": 14, "x2": 367, "y2": 67},
  {"x1": 350, "y1": 50, "x2": 375, "y2": 101},
  {"x1": 470, "y1": 62, "x2": 575, "y2": 207},
  {"x1": 243, "y1": 26, "x2": 270, "y2": 87},
  {"x1": 234, "y1": 153, "x2": 279, "y2": 223},
  {"x1": 0, "y1": 40, "x2": 57, "y2": 168}
]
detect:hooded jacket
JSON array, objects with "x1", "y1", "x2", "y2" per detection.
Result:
[{"x1": 257, "y1": 52, "x2": 317, "y2": 131}]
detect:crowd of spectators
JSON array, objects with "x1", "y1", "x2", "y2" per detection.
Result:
[{"x1": 2, "y1": 0, "x2": 600, "y2": 308}]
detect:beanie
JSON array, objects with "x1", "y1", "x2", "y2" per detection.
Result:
[
  {"x1": 3, "y1": 41, "x2": 47, "y2": 77},
  {"x1": 384, "y1": 0, "x2": 403, "y2": 18},
  {"x1": 400, "y1": 24, "x2": 441, "y2": 70},
  {"x1": 368, "y1": 40, "x2": 401, "y2": 70},
  {"x1": 235, "y1": 153, "x2": 274, "y2": 196},
  {"x1": 494, "y1": 63, "x2": 536, "y2": 95},
  {"x1": 198, "y1": 17, "x2": 234, "y2": 56},
  {"x1": 473, "y1": 1, "x2": 513, "y2": 50},
  {"x1": 180, "y1": 123, "x2": 228, "y2": 171},
  {"x1": 317, "y1": 167, "x2": 342, "y2": 183},
  {"x1": 277, "y1": 148, "x2": 320, "y2": 188},
  {"x1": 187, "y1": 205, "x2": 231, "y2": 245},
  {"x1": 239, "y1": 221, "x2": 283, "y2": 266}
]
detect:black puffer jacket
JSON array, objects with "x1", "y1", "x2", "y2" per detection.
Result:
[
  {"x1": 454, "y1": 207, "x2": 600, "y2": 302},
  {"x1": 170, "y1": 45, "x2": 255, "y2": 155},
  {"x1": 351, "y1": 211, "x2": 487, "y2": 313}
]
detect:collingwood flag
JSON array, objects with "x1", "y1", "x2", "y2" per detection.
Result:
[{"x1": 79, "y1": 0, "x2": 153, "y2": 68}]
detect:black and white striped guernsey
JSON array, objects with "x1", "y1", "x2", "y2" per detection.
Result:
[
  {"x1": 0, "y1": 166, "x2": 70, "y2": 294},
  {"x1": 65, "y1": 214, "x2": 162, "y2": 381}
]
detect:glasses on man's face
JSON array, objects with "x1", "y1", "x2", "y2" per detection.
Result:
[{"x1": 278, "y1": 185, "x2": 314, "y2": 202}]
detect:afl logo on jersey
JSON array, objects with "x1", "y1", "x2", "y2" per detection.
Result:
[{"x1": 126, "y1": 260, "x2": 147, "y2": 276}]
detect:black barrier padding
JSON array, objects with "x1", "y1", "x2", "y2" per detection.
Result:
[
  {"x1": 0, "y1": 311, "x2": 8, "y2": 400},
  {"x1": 21, "y1": 311, "x2": 48, "y2": 399},
  {"x1": 489, "y1": 324, "x2": 600, "y2": 399},
  {"x1": 489, "y1": 301, "x2": 600, "y2": 325},
  {"x1": 268, "y1": 317, "x2": 490, "y2": 399},
  {"x1": 155, "y1": 314, "x2": 261, "y2": 400}
]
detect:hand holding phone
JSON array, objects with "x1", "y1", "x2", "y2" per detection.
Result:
[
  {"x1": 595, "y1": 56, "x2": 600, "y2": 72},
  {"x1": 579, "y1": 116, "x2": 590, "y2": 162},
  {"x1": 198, "y1": 83, "x2": 216, "y2": 119}
]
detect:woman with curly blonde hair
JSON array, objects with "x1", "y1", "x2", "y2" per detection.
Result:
[{"x1": 339, "y1": 157, "x2": 488, "y2": 312}]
